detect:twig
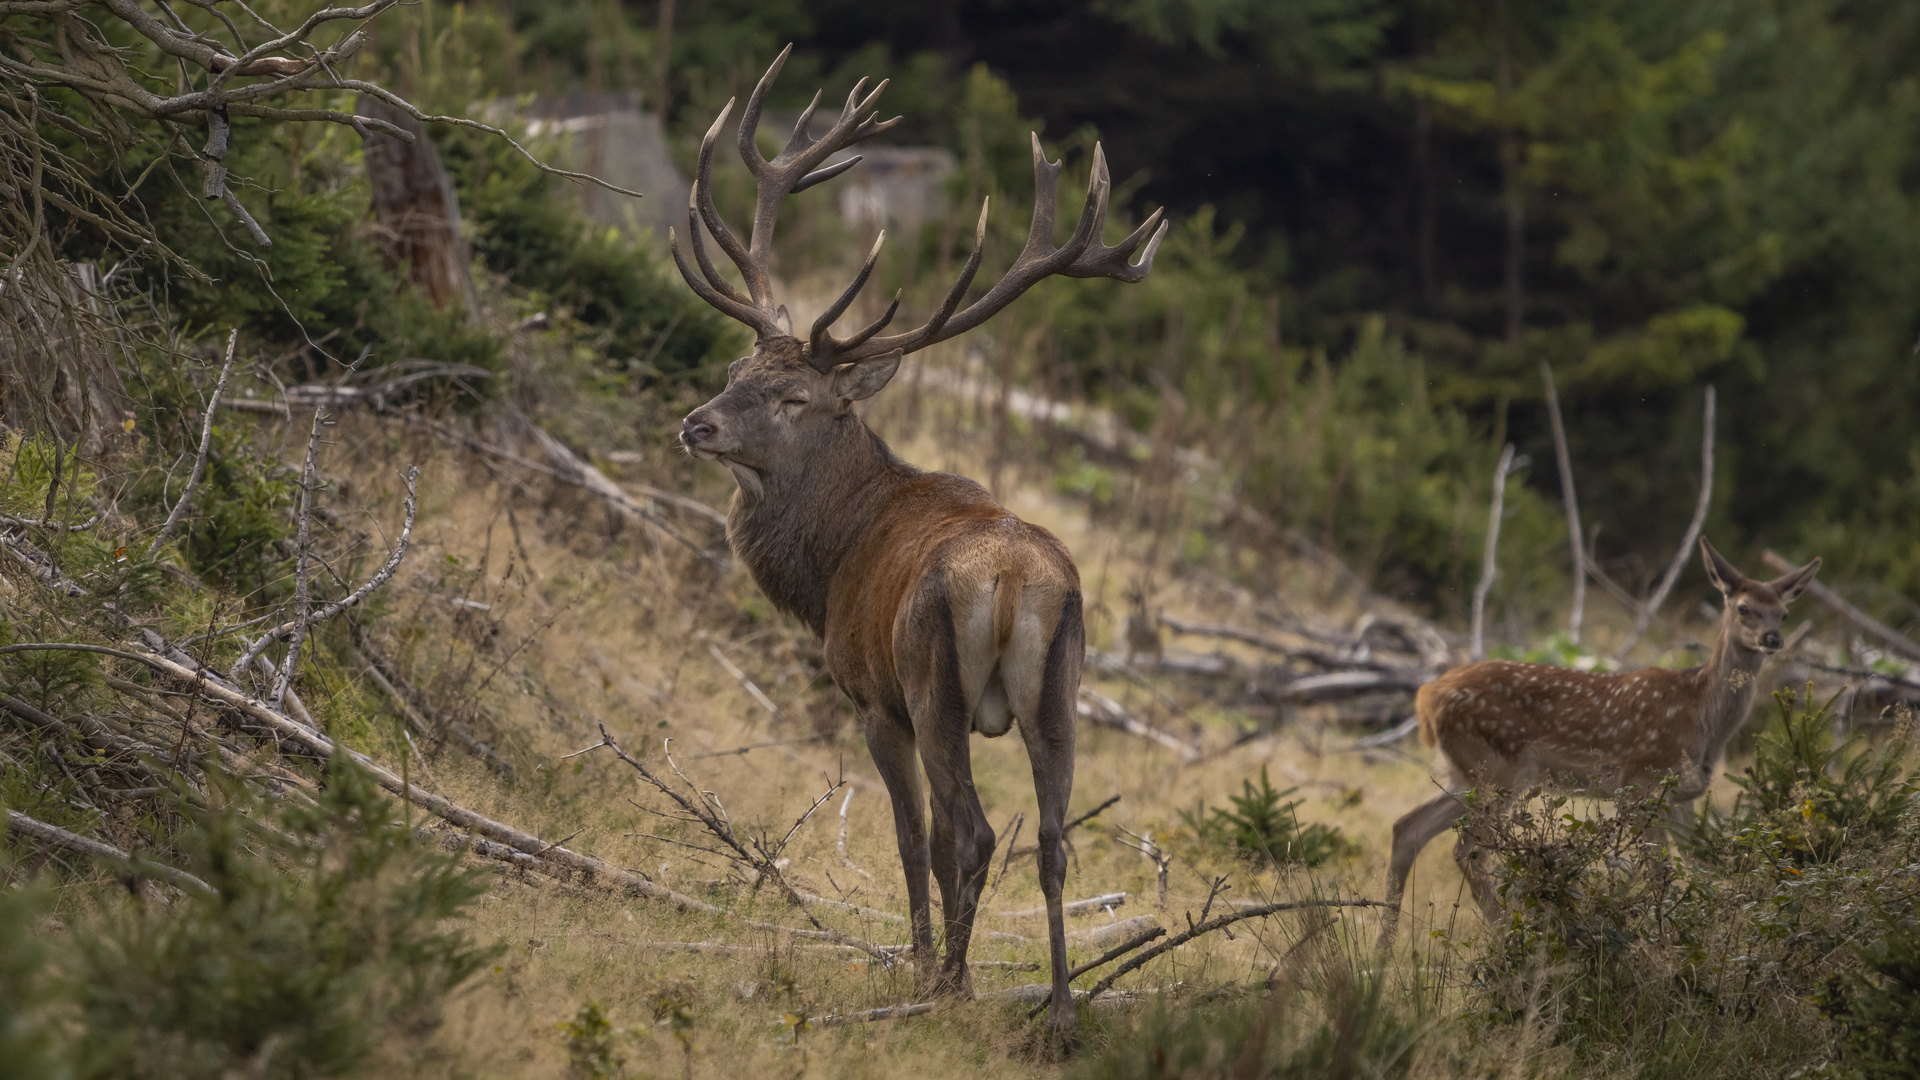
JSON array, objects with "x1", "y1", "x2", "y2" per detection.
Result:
[
  {"x1": 6, "y1": 808, "x2": 213, "y2": 896},
  {"x1": 1081, "y1": 899, "x2": 1389, "y2": 1006},
  {"x1": 268, "y1": 404, "x2": 325, "y2": 710},
  {"x1": 146, "y1": 328, "x2": 236, "y2": 558},
  {"x1": 1064, "y1": 794, "x2": 1121, "y2": 836},
  {"x1": 981, "y1": 813, "x2": 1024, "y2": 908},
  {"x1": 705, "y1": 642, "x2": 779, "y2": 722},
  {"x1": 810, "y1": 1002, "x2": 935, "y2": 1028},
  {"x1": 1615, "y1": 386, "x2": 1715, "y2": 660},
  {"x1": 1470, "y1": 443, "x2": 1516, "y2": 661},
  {"x1": 1765, "y1": 550, "x2": 1920, "y2": 664},
  {"x1": 230, "y1": 465, "x2": 417, "y2": 680},
  {"x1": 1541, "y1": 361, "x2": 1585, "y2": 644},
  {"x1": 1114, "y1": 826, "x2": 1171, "y2": 908},
  {"x1": 1077, "y1": 687, "x2": 1195, "y2": 759},
  {"x1": 837, "y1": 784, "x2": 873, "y2": 880},
  {"x1": 993, "y1": 893, "x2": 1128, "y2": 920},
  {"x1": 1026, "y1": 925, "x2": 1168, "y2": 1019},
  {"x1": 688, "y1": 732, "x2": 831, "y2": 759}
]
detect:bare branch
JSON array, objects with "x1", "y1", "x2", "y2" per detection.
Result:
[
  {"x1": 1764, "y1": 549, "x2": 1920, "y2": 663},
  {"x1": 229, "y1": 465, "x2": 417, "y2": 681},
  {"x1": 146, "y1": 333, "x2": 236, "y2": 558},
  {"x1": 1615, "y1": 386, "x2": 1715, "y2": 660},
  {"x1": 1470, "y1": 443, "x2": 1517, "y2": 661},
  {"x1": 836, "y1": 785, "x2": 872, "y2": 879},
  {"x1": 1541, "y1": 361, "x2": 1585, "y2": 644},
  {"x1": 1081, "y1": 898, "x2": 1388, "y2": 1007},
  {"x1": 6, "y1": 808, "x2": 213, "y2": 896}
]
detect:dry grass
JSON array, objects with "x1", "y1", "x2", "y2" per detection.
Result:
[{"x1": 283, "y1": 378, "x2": 1774, "y2": 1078}]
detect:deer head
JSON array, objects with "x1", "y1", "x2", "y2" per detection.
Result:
[
  {"x1": 1701, "y1": 537, "x2": 1820, "y2": 653},
  {"x1": 675, "y1": 46, "x2": 1167, "y2": 497}
]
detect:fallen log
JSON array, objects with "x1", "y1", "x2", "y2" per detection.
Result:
[{"x1": 1765, "y1": 550, "x2": 1920, "y2": 664}]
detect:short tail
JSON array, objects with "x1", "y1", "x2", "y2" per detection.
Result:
[
  {"x1": 993, "y1": 570, "x2": 1025, "y2": 653},
  {"x1": 1415, "y1": 679, "x2": 1448, "y2": 749}
]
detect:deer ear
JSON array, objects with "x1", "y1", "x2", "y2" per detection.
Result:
[
  {"x1": 831, "y1": 352, "x2": 901, "y2": 402},
  {"x1": 1700, "y1": 537, "x2": 1743, "y2": 596},
  {"x1": 1766, "y1": 556, "x2": 1821, "y2": 604}
]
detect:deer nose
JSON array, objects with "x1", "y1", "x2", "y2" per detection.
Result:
[
  {"x1": 680, "y1": 418, "x2": 715, "y2": 446},
  {"x1": 1761, "y1": 630, "x2": 1783, "y2": 650}
]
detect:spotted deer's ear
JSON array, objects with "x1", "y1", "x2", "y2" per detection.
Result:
[
  {"x1": 1766, "y1": 556, "x2": 1821, "y2": 604},
  {"x1": 831, "y1": 352, "x2": 901, "y2": 403},
  {"x1": 1700, "y1": 537, "x2": 1743, "y2": 596}
]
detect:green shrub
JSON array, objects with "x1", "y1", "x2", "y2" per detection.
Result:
[
  {"x1": 1179, "y1": 765, "x2": 1355, "y2": 868},
  {"x1": 2, "y1": 755, "x2": 499, "y2": 1079},
  {"x1": 1694, "y1": 686, "x2": 1918, "y2": 865}
]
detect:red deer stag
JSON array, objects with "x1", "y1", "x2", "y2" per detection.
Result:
[
  {"x1": 671, "y1": 47, "x2": 1166, "y2": 1038},
  {"x1": 1377, "y1": 538, "x2": 1819, "y2": 947}
]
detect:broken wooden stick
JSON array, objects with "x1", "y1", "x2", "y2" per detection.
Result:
[
  {"x1": 1615, "y1": 386, "x2": 1715, "y2": 660},
  {"x1": 1764, "y1": 550, "x2": 1920, "y2": 664},
  {"x1": 1081, "y1": 898, "x2": 1388, "y2": 1006},
  {"x1": 1541, "y1": 361, "x2": 1587, "y2": 644},
  {"x1": 1470, "y1": 443, "x2": 1517, "y2": 661}
]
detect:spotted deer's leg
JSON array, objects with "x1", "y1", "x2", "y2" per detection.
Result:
[{"x1": 1378, "y1": 791, "x2": 1468, "y2": 949}]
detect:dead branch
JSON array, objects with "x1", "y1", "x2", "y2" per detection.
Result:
[
  {"x1": 1082, "y1": 899, "x2": 1388, "y2": 1006},
  {"x1": 229, "y1": 465, "x2": 417, "y2": 680},
  {"x1": 1541, "y1": 362, "x2": 1586, "y2": 644},
  {"x1": 6, "y1": 808, "x2": 213, "y2": 896},
  {"x1": 981, "y1": 812, "x2": 1024, "y2": 908},
  {"x1": 1470, "y1": 443, "x2": 1517, "y2": 661},
  {"x1": 1078, "y1": 686, "x2": 1195, "y2": 759},
  {"x1": 836, "y1": 785, "x2": 872, "y2": 880},
  {"x1": 1615, "y1": 386, "x2": 1715, "y2": 660},
  {"x1": 1764, "y1": 549, "x2": 1920, "y2": 663},
  {"x1": 31, "y1": 642, "x2": 724, "y2": 913},
  {"x1": 145, "y1": 329, "x2": 236, "y2": 558},
  {"x1": 705, "y1": 641, "x2": 780, "y2": 722},
  {"x1": 811, "y1": 1002, "x2": 936, "y2": 1029},
  {"x1": 993, "y1": 893, "x2": 1127, "y2": 920},
  {"x1": 1026, "y1": 924, "x2": 1168, "y2": 1019},
  {"x1": 1159, "y1": 615, "x2": 1410, "y2": 673},
  {"x1": 589, "y1": 724, "x2": 900, "y2": 967},
  {"x1": 268, "y1": 405, "x2": 326, "y2": 710},
  {"x1": 1114, "y1": 826, "x2": 1171, "y2": 908},
  {"x1": 355, "y1": 643, "x2": 515, "y2": 779}
]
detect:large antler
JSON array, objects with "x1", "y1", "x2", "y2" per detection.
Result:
[
  {"x1": 817, "y1": 137, "x2": 1167, "y2": 369},
  {"x1": 671, "y1": 48, "x2": 1168, "y2": 372},
  {"x1": 669, "y1": 45, "x2": 900, "y2": 342}
]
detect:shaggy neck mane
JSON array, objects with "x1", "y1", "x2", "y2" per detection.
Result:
[{"x1": 725, "y1": 413, "x2": 916, "y2": 636}]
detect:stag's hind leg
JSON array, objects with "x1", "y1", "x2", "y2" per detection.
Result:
[
  {"x1": 1015, "y1": 592, "x2": 1084, "y2": 1045},
  {"x1": 899, "y1": 572, "x2": 997, "y2": 999}
]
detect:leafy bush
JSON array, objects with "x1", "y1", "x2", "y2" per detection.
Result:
[
  {"x1": 1179, "y1": 765, "x2": 1355, "y2": 868},
  {"x1": 2, "y1": 756, "x2": 499, "y2": 1079},
  {"x1": 1693, "y1": 686, "x2": 1917, "y2": 865}
]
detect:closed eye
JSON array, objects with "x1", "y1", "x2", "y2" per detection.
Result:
[{"x1": 781, "y1": 398, "x2": 809, "y2": 408}]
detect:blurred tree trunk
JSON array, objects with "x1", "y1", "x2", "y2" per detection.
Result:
[
  {"x1": 355, "y1": 98, "x2": 481, "y2": 320},
  {"x1": 0, "y1": 261, "x2": 133, "y2": 456}
]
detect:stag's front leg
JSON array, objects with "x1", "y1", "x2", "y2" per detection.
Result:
[{"x1": 864, "y1": 712, "x2": 937, "y2": 989}]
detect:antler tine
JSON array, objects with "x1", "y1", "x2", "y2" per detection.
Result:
[
  {"x1": 736, "y1": 43, "x2": 793, "y2": 177},
  {"x1": 922, "y1": 198, "x2": 992, "y2": 339},
  {"x1": 836, "y1": 291, "x2": 901, "y2": 353},
  {"x1": 1060, "y1": 143, "x2": 1167, "y2": 282},
  {"x1": 783, "y1": 89, "x2": 825, "y2": 157},
  {"x1": 807, "y1": 231, "x2": 887, "y2": 368},
  {"x1": 670, "y1": 225, "x2": 767, "y2": 333},
  {"x1": 693, "y1": 98, "x2": 771, "y2": 313},
  {"x1": 794, "y1": 155, "x2": 862, "y2": 193},
  {"x1": 681, "y1": 190, "x2": 752, "y2": 308},
  {"x1": 836, "y1": 139, "x2": 1163, "y2": 363}
]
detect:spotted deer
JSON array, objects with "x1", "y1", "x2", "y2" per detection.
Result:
[
  {"x1": 671, "y1": 47, "x2": 1165, "y2": 1038},
  {"x1": 1377, "y1": 538, "x2": 1820, "y2": 946}
]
